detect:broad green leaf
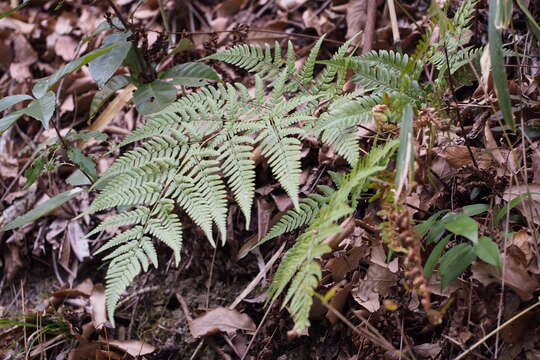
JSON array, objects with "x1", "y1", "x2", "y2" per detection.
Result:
[
  {"x1": 65, "y1": 130, "x2": 108, "y2": 142},
  {"x1": 89, "y1": 75, "x2": 130, "y2": 120},
  {"x1": 515, "y1": 0, "x2": 540, "y2": 43},
  {"x1": 0, "y1": 188, "x2": 84, "y2": 232},
  {"x1": 169, "y1": 38, "x2": 193, "y2": 56},
  {"x1": 161, "y1": 62, "x2": 220, "y2": 87},
  {"x1": 0, "y1": 95, "x2": 33, "y2": 112},
  {"x1": 0, "y1": 109, "x2": 26, "y2": 133},
  {"x1": 475, "y1": 236, "x2": 501, "y2": 271},
  {"x1": 424, "y1": 234, "x2": 451, "y2": 278},
  {"x1": 67, "y1": 148, "x2": 97, "y2": 180},
  {"x1": 92, "y1": 18, "x2": 126, "y2": 36},
  {"x1": 462, "y1": 204, "x2": 489, "y2": 217},
  {"x1": 416, "y1": 210, "x2": 447, "y2": 238},
  {"x1": 494, "y1": 192, "x2": 538, "y2": 225},
  {"x1": 23, "y1": 155, "x2": 47, "y2": 189},
  {"x1": 395, "y1": 103, "x2": 415, "y2": 198},
  {"x1": 25, "y1": 91, "x2": 56, "y2": 129},
  {"x1": 89, "y1": 33, "x2": 131, "y2": 88},
  {"x1": 444, "y1": 213, "x2": 478, "y2": 244},
  {"x1": 33, "y1": 46, "x2": 116, "y2": 98},
  {"x1": 488, "y1": 1, "x2": 514, "y2": 130},
  {"x1": 133, "y1": 80, "x2": 176, "y2": 115},
  {"x1": 67, "y1": 170, "x2": 92, "y2": 186},
  {"x1": 439, "y1": 243, "x2": 476, "y2": 288}
]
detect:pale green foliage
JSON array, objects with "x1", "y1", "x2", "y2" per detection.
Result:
[
  {"x1": 268, "y1": 140, "x2": 398, "y2": 330},
  {"x1": 428, "y1": 0, "x2": 480, "y2": 81},
  {"x1": 261, "y1": 185, "x2": 335, "y2": 245},
  {"x1": 87, "y1": 39, "x2": 389, "y2": 324}
]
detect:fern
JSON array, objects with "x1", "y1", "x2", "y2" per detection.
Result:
[
  {"x1": 267, "y1": 140, "x2": 399, "y2": 330},
  {"x1": 87, "y1": 39, "x2": 391, "y2": 324},
  {"x1": 261, "y1": 185, "x2": 335, "y2": 244}
]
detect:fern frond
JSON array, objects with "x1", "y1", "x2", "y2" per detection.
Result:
[
  {"x1": 204, "y1": 42, "x2": 285, "y2": 80},
  {"x1": 261, "y1": 190, "x2": 333, "y2": 244},
  {"x1": 86, "y1": 208, "x2": 150, "y2": 237},
  {"x1": 88, "y1": 40, "x2": 403, "y2": 328},
  {"x1": 268, "y1": 141, "x2": 399, "y2": 330},
  {"x1": 352, "y1": 62, "x2": 424, "y2": 102},
  {"x1": 313, "y1": 94, "x2": 382, "y2": 165}
]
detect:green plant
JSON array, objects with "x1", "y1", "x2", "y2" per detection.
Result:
[
  {"x1": 267, "y1": 140, "x2": 398, "y2": 330},
  {"x1": 422, "y1": 204, "x2": 502, "y2": 288},
  {"x1": 81, "y1": 38, "x2": 404, "y2": 324}
]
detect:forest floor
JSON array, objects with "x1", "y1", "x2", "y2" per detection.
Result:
[{"x1": 1, "y1": 0, "x2": 540, "y2": 359}]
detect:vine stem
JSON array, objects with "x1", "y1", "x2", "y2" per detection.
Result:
[{"x1": 151, "y1": 28, "x2": 345, "y2": 45}]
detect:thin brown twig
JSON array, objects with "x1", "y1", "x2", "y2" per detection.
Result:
[
  {"x1": 362, "y1": 0, "x2": 377, "y2": 54},
  {"x1": 152, "y1": 28, "x2": 345, "y2": 45}
]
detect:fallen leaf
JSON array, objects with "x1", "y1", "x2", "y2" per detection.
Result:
[
  {"x1": 471, "y1": 252, "x2": 539, "y2": 301},
  {"x1": 90, "y1": 284, "x2": 107, "y2": 329},
  {"x1": 346, "y1": 0, "x2": 367, "y2": 45},
  {"x1": 106, "y1": 340, "x2": 156, "y2": 357},
  {"x1": 503, "y1": 184, "x2": 540, "y2": 225},
  {"x1": 189, "y1": 307, "x2": 256, "y2": 338},
  {"x1": 55, "y1": 35, "x2": 78, "y2": 61},
  {"x1": 507, "y1": 229, "x2": 533, "y2": 265},
  {"x1": 67, "y1": 221, "x2": 89, "y2": 261},
  {"x1": 9, "y1": 34, "x2": 37, "y2": 82},
  {"x1": 277, "y1": 0, "x2": 307, "y2": 10}
]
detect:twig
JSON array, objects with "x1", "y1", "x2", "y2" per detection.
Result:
[
  {"x1": 455, "y1": 299, "x2": 540, "y2": 360},
  {"x1": 362, "y1": 0, "x2": 377, "y2": 54},
  {"x1": 161, "y1": 28, "x2": 345, "y2": 45},
  {"x1": 387, "y1": 0, "x2": 401, "y2": 46}
]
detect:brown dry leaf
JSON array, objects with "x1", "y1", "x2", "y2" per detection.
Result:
[
  {"x1": 0, "y1": 17, "x2": 34, "y2": 34},
  {"x1": 67, "y1": 221, "x2": 89, "y2": 261},
  {"x1": 271, "y1": 193, "x2": 292, "y2": 212},
  {"x1": 326, "y1": 282, "x2": 352, "y2": 324},
  {"x1": 0, "y1": 153, "x2": 19, "y2": 179},
  {"x1": 533, "y1": 144, "x2": 540, "y2": 184},
  {"x1": 302, "y1": 9, "x2": 335, "y2": 35},
  {"x1": 2, "y1": 244, "x2": 23, "y2": 282},
  {"x1": 9, "y1": 34, "x2": 37, "y2": 82},
  {"x1": 256, "y1": 197, "x2": 273, "y2": 241},
  {"x1": 507, "y1": 229, "x2": 534, "y2": 265},
  {"x1": 346, "y1": 0, "x2": 367, "y2": 45},
  {"x1": 215, "y1": 0, "x2": 247, "y2": 17},
  {"x1": 55, "y1": 35, "x2": 78, "y2": 61},
  {"x1": 277, "y1": 0, "x2": 307, "y2": 10},
  {"x1": 414, "y1": 343, "x2": 442, "y2": 359},
  {"x1": 325, "y1": 245, "x2": 368, "y2": 282},
  {"x1": 88, "y1": 83, "x2": 135, "y2": 133},
  {"x1": 484, "y1": 123, "x2": 520, "y2": 174},
  {"x1": 471, "y1": 253, "x2": 539, "y2": 301},
  {"x1": 352, "y1": 262, "x2": 398, "y2": 312},
  {"x1": 90, "y1": 284, "x2": 107, "y2": 329},
  {"x1": 189, "y1": 307, "x2": 256, "y2": 338},
  {"x1": 106, "y1": 340, "x2": 156, "y2": 357},
  {"x1": 437, "y1": 146, "x2": 492, "y2": 169},
  {"x1": 503, "y1": 184, "x2": 540, "y2": 225}
]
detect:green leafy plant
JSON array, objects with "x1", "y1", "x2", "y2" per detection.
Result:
[
  {"x1": 422, "y1": 205, "x2": 502, "y2": 288},
  {"x1": 81, "y1": 38, "x2": 403, "y2": 324}
]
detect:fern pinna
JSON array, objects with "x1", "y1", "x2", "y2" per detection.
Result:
[{"x1": 85, "y1": 38, "x2": 408, "y2": 326}]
